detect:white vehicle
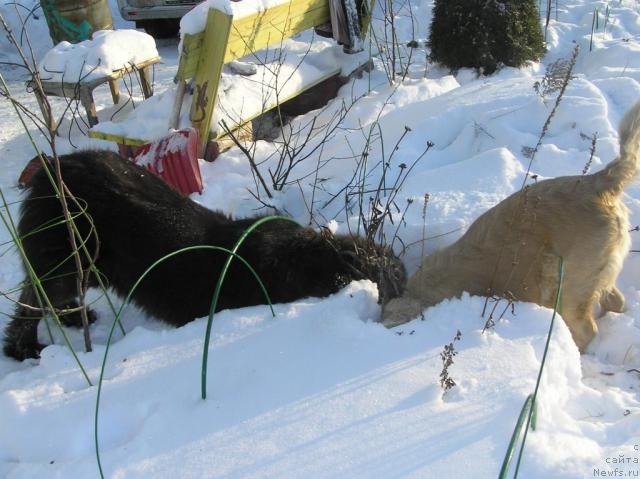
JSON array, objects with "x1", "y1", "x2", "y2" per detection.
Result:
[{"x1": 115, "y1": 0, "x2": 202, "y2": 37}]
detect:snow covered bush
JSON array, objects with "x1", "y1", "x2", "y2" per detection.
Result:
[{"x1": 428, "y1": 0, "x2": 546, "y2": 74}]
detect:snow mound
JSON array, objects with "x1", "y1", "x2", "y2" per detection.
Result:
[{"x1": 37, "y1": 29, "x2": 158, "y2": 83}]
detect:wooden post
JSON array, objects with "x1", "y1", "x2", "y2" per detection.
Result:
[
  {"x1": 170, "y1": 79, "x2": 187, "y2": 130},
  {"x1": 189, "y1": 9, "x2": 233, "y2": 156},
  {"x1": 139, "y1": 65, "x2": 154, "y2": 99},
  {"x1": 108, "y1": 79, "x2": 120, "y2": 104},
  {"x1": 32, "y1": 85, "x2": 57, "y2": 132},
  {"x1": 78, "y1": 87, "x2": 98, "y2": 126}
]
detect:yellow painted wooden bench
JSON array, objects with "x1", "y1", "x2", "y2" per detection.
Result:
[{"x1": 88, "y1": 0, "x2": 374, "y2": 156}]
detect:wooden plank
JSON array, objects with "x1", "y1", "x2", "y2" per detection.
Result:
[
  {"x1": 138, "y1": 65, "x2": 154, "y2": 98},
  {"x1": 87, "y1": 130, "x2": 147, "y2": 146},
  {"x1": 108, "y1": 80, "x2": 121, "y2": 104},
  {"x1": 175, "y1": 34, "x2": 203, "y2": 81},
  {"x1": 215, "y1": 121, "x2": 254, "y2": 153},
  {"x1": 109, "y1": 56, "x2": 161, "y2": 80},
  {"x1": 79, "y1": 87, "x2": 98, "y2": 127},
  {"x1": 33, "y1": 86, "x2": 56, "y2": 131},
  {"x1": 189, "y1": 8, "x2": 233, "y2": 154},
  {"x1": 38, "y1": 56, "x2": 161, "y2": 93},
  {"x1": 170, "y1": 80, "x2": 187, "y2": 129},
  {"x1": 224, "y1": 0, "x2": 330, "y2": 62}
]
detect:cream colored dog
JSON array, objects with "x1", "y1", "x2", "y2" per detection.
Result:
[{"x1": 383, "y1": 101, "x2": 640, "y2": 352}]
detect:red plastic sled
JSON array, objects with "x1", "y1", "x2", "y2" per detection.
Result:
[{"x1": 128, "y1": 128, "x2": 203, "y2": 196}]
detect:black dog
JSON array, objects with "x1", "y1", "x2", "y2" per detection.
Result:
[{"x1": 4, "y1": 150, "x2": 406, "y2": 360}]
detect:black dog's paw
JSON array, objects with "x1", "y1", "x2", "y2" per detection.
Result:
[
  {"x1": 3, "y1": 339, "x2": 44, "y2": 361},
  {"x1": 59, "y1": 304, "x2": 98, "y2": 328}
]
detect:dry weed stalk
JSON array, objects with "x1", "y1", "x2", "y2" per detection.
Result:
[
  {"x1": 0, "y1": 6, "x2": 129, "y2": 359},
  {"x1": 439, "y1": 329, "x2": 462, "y2": 393},
  {"x1": 481, "y1": 292, "x2": 516, "y2": 333},
  {"x1": 217, "y1": 35, "x2": 363, "y2": 213},
  {"x1": 580, "y1": 131, "x2": 598, "y2": 175},
  {"x1": 522, "y1": 44, "x2": 579, "y2": 189},
  {"x1": 370, "y1": 0, "x2": 419, "y2": 83}
]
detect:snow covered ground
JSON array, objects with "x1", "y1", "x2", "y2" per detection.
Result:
[{"x1": 0, "y1": 0, "x2": 639, "y2": 478}]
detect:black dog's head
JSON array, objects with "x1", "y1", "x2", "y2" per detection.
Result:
[
  {"x1": 263, "y1": 224, "x2": 406, "y2": 305},
  {"x1": 329, "y1": 233, "x2": 407, "y2": 304}
]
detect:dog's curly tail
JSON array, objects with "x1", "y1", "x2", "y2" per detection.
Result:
[{"x1": 595, "y1": 101, "x2": 640, "y2": 193}]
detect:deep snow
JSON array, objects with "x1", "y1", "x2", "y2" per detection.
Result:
[{"x1": 0, "y1": 0, "x2": 639, "y2": 478}]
